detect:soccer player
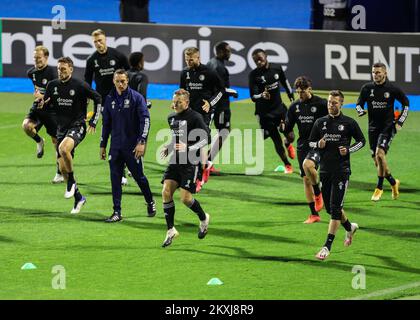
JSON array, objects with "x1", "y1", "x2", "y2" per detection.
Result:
[
  {"x1": 249, "y1": 49, "x2": 295, "y2": 173},
  {"x1": 39, "y1": 57, "x2": 102, "y2": 214},
  {"x1": 100, "y1": 69, "x2": 156, "y2": 222},
  {"x1": 160, "y1": 89, "x2": 210, "y2": 247},
  {"x1": 282, "y1": 76, "x2": 328, "y2": 223},
  {"x1": 85, "y1": 29, "x2": 130, "y2": 102},
  {"x1": 206, "y1": 42, "x2": 238, "y2": 175},
  {"x1": 180, "y1": 47, "x2": 224, "y2": 191},
  {"x1": 356, "y1": 62, "x2": 409, "y2": 201},
  {"x1": 85, "y1": 29, "x2": 130, "y2": 185},
  {"x1": 127, "y1": 51, "x2": 151, "y2": 108},
  {"x1": 309, "y1": 90, "x2": 365, "y2": 260},
  {"x1": 22, "y1": 46, "x2": 63, "y2": 183}
]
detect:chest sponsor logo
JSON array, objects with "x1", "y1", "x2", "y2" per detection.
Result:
[
  {"x1": 42, "y1": 78, "x2": 48, "y2": 85},
  {"x1": 199, "y1": 74, "x2": 205, "y2": 81},
  {"x1": 110, "y1": 59, "x2": 116, "y2": 66},
  {"x1": 384, "y1": 92, "x2": 390, "y2": 98},
  {"x1": 338, "y1": 124, "x2": 344, "y2": 131},
  {"x1": 311, "y1": 106, "x2": 317, "y2": 113},
  {"x1": 274, "y1": 73, "x2": 279, "y2": 80},
  {"x1": 69, "y1": 89, "x2": 75, "y2": 96},
  {"x1": 372, "y1": 101, "x2": 388, "y2": 109}
]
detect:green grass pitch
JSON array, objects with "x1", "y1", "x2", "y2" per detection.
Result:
[{"x1": 0, "y1": 91, "x2": 419, "y2": 300}]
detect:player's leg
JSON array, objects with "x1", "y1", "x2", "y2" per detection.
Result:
[
  {"x1": 303, "y1": 176, "x2": 321, "y2": 224},
  {"x1": 105, "y1": 150, "x2": 125, "y2": 222},
  {"x1": 22, "y1": 115, "x2": 45, "y2": 158},
  {"x1": 283, "y1": 130, "x2": 296, "y2": 160},
  {"x1": 208, "y1": 109, "x2": 231, "y2": 173},
  {"x1": 196, "y1": 115, "x2": 212, "y2": 191},
  {"x1": 43, "y1": 113, "x2": 64, "y2": 183},
  {"x1": 376, "y1": 131, "x2": 399, "y2": 199},
  {"x1": 303, "y1": 151, "x2": 323, "y2": 211},
  {"x1": 58, "y1": 136, "x2": 75, "y2": 195},
  {"x1": 51, "y1": 136, "x2": 64, "y2": 183},
  {"x1": 59, "y1": 126, "x2": 87, "y2": 212},
  {"x1": 161, "y1": 177, "x2": 179, "y2": 247},
  {"x1": 125, "y1": 152, "x2": 156, "y2": 217},
  {"x1": 317, "y1": 174, "x2": 357, "y2": 258},
  {"x1": 269, "y1": 128, "x2": 292, "y2": 173},
  {"x1": 370, "y1": 130, "x2": 385, "y2": 201},
  {"x1": 315, "y1": 174, "x2": 334, "y2": 260},
  {"x1": 279, "y1": 104, "x2": 295, "y2": 159},
  {"x1": 179, "y1": 165, "x2": 210, "y2": 240},
  {"x1": 341, "y1": 209, "x2": 358, "y2": 247},
  {"x1": 299, "y1": 150, "x2": 320, "y2": 223}
]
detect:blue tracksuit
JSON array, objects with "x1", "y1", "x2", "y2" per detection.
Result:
[{"x1": 101, "y1": 87, "x2": 153, "y2": 213}]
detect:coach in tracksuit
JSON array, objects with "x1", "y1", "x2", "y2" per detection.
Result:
[{"x1": 100, "y1": 69, "x2": 156, "y2": 223}]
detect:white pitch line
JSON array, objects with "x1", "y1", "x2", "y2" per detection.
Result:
[
  {"x1": 346, "y1": 281, "x2": 420, "y2": 300},
  {"x1": 0, "y1": 124, "x2": 18, "y2": 130}
]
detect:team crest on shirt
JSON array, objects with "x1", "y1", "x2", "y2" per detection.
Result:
[
  {"x1": 384, "y1": 92, "x2": 390, "y2": 98},
  {"x1": 274, "y1": 73, "x2": 279, "y2": 80},
  {"x1": 370, "y1": 89, "x2": 375, "y2": 97},
  {"x1": 199, "y1": 74, "x2": 205, "y2": 81},
  {"x1": 69, "y1": 89, "x2": 75, "y2": 96},
  {"x1": 124, "y1": 99, "x2": 130, "y2": 108},
  {"x1": 110, "y1": 60, "x2": 116, "y2": 66},
  {"x1": 338, "y1": 124, "x2": 344, "y2": 131},
  {"x1": 53, "y1": 87, "x2": 59, "y2": 95},
  {"x1": 311, "y1": 106, "x2": 317, "y2": 113},
  {"x1": 94, "y1": 60, "x2": 99, "y2": 68},
  {"x1": 42, "y1": 78, "x2": 48, "y2": 85}
]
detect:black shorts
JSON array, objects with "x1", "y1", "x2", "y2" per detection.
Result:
[
  {"x1": 56, "y1": 124, "x2": 87, "y2": 158},
  {"x1": 368, "y1": 126, "x2": 396, "y2": 156},
  {"x1": 26, "y1": 104, "x2": 57, "y2": 138},
  {"x1": 320, "y1": 172, "x2": 350, "y2": 219},
  {"x1": 257, "y1": 104, "x2": 289, "y2": 139},
  {"x1": 213, "y1": 108, "x2": 231, "y2": 130},
  {"x1": 297, "y1": 148, "x2": 320, "y2": 177},
  {"x1": 162, "y1": 164, "x2": 200, "y2": 194}
]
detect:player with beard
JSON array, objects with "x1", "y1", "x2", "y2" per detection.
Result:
[
  {"x1": 356, "y1": 62, "x2": 409, "y2": 202},
  {"x1": 39, "y1": 57, "x2": 102, "y2": 214}
]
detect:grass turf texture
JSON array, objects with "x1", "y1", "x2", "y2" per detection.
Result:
[{"x1": 0, "y1": 92, "x2": 419, "y2": 300}]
